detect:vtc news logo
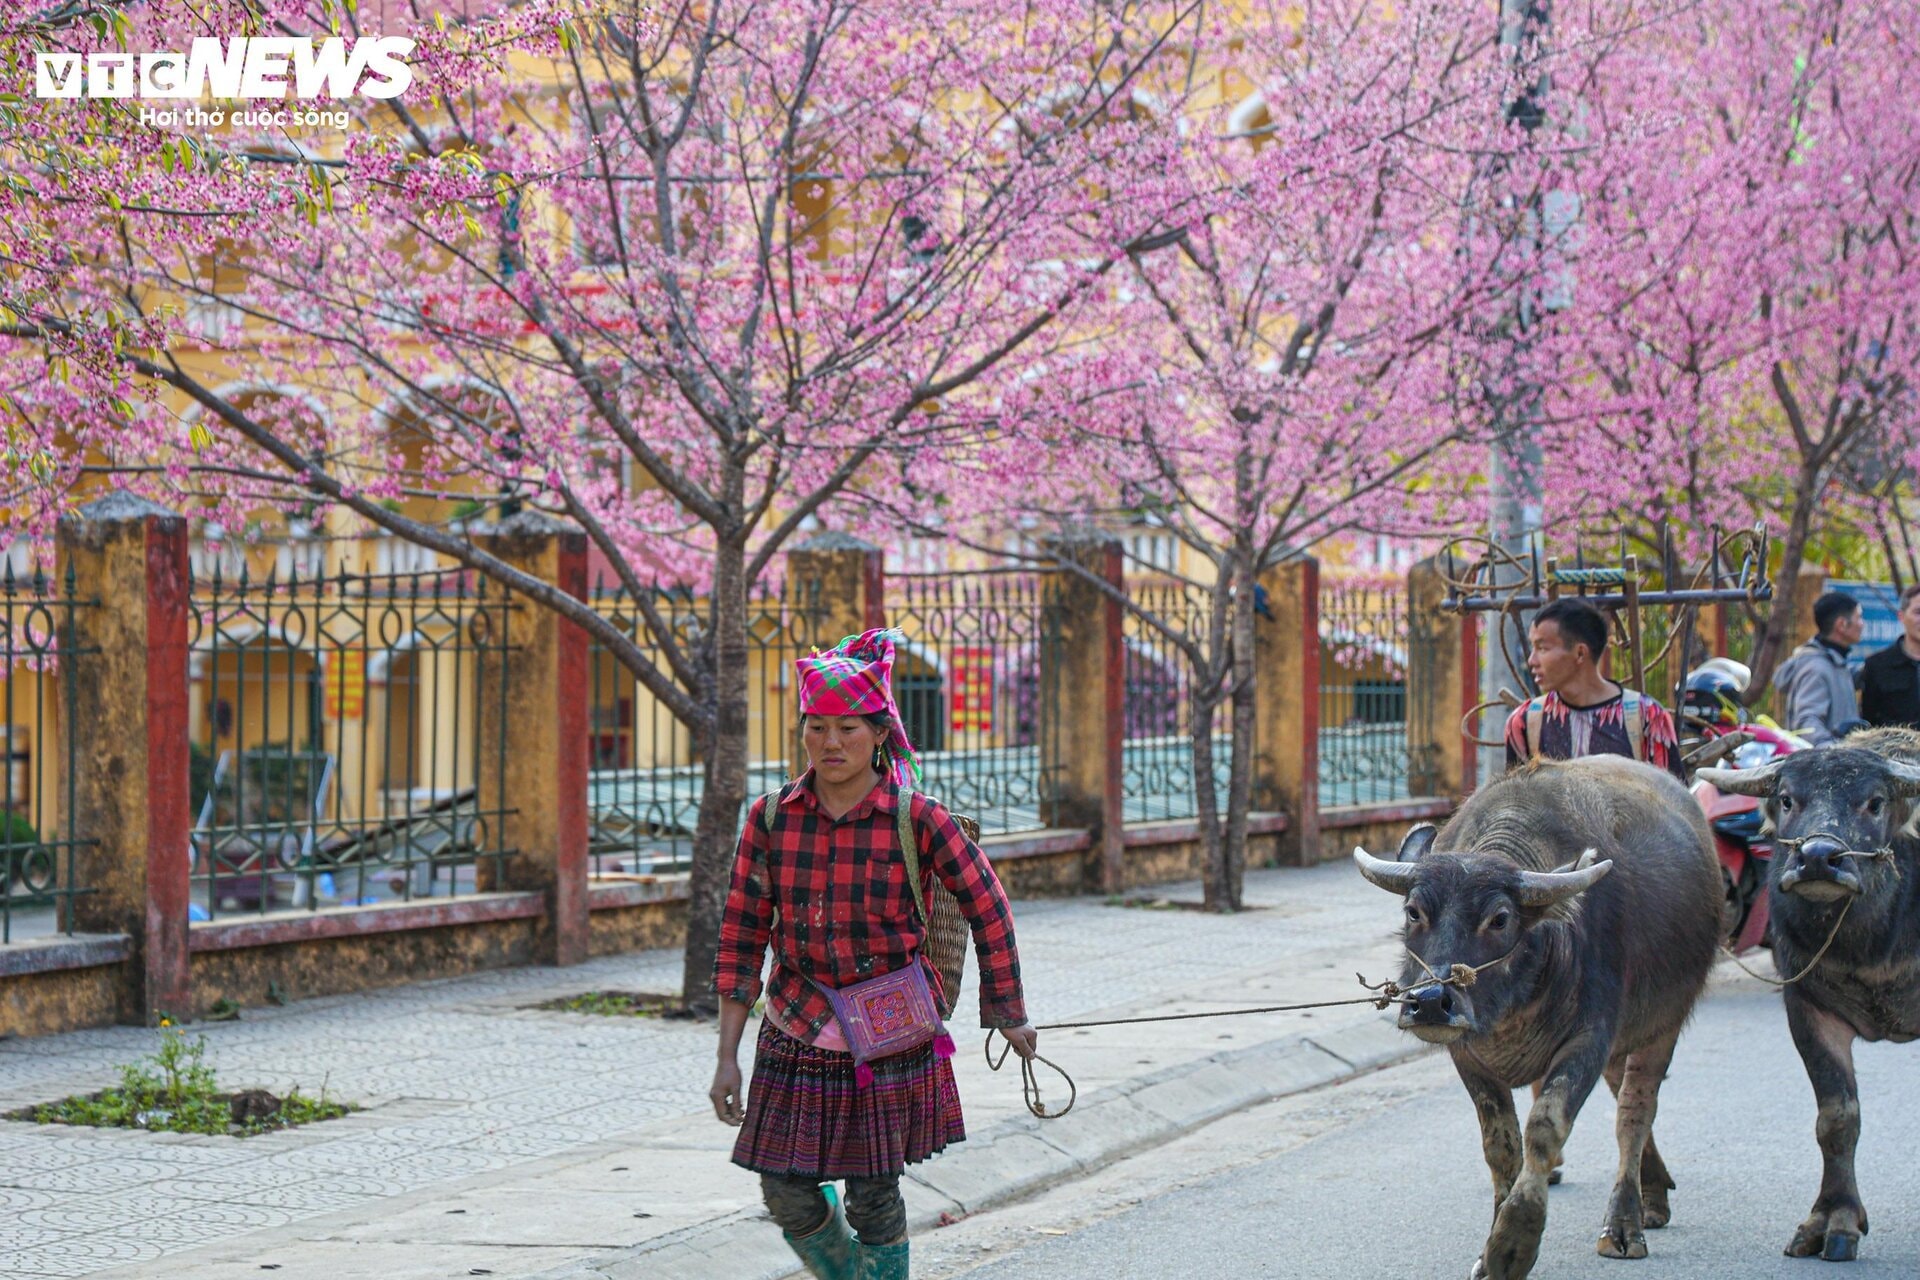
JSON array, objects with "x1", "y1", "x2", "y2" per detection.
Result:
[{"x1": 34, "y1": 37, "x2": 415, "y2": 100}]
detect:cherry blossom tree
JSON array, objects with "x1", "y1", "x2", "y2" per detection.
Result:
[
  {"x1": 1528, "y1": 0, "x2": 1920, "y2": 693},
  {"x1": 863, "y1": 0, "x2": 1559, "y2": 909},
  {"x1": 2, "y1": 0, "x2": 1207, "y2": 1004}
]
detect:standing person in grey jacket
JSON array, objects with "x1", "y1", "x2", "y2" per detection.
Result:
[{"x1": 1772, "y1": 590, "x2": 1863, "y2": 745}]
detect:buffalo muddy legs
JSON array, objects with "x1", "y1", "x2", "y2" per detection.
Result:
[
  {"x1": 1597, "y1": 1030, "x2": 1679, "y2": 1259},
  {"x1": 1783, "y1": 992, "x2": 1868, "y2": 1262},
  {"x1": 1603, "y1": 1058, "x2": 1677, "y2": 1230},
  {"x1": 1468, "y1": 1038, "x2": 1606, "y2": 1280}
]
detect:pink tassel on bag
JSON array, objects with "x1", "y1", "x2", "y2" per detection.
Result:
[
  {"x1": 933, "y1": 1032, "x2": 956, "y2": 1060},
  {"x1": 855, "y1": 1061, "x2": 875, "y2": 1089}
]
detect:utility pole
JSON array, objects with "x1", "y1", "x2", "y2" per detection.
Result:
[{"x1": 1478, "y1": 0, "x2": 1552, "y2": 783}]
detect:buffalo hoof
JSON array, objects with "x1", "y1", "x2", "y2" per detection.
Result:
[
  {"x1": 1469, "y1": 1258, "x2": 1488, "y2": 1280},
  {"x1": 1481, "y1": 1182, "x2": 1548, "y2": 1280},
  {"x1": 1547, "y1": 1168, "x2": 1562, "y2": 1186},
  {"x1": 1787, "y1": 1206, "x2": 1866, "y2": 1262},
  {"x1": 1785, "y1": 1229, "x2": 1860, "y2": 1263},
  {"x1": 1597, "y1": 1222, "x2": 1648, "y2": 1260},
  {"x1": 1641, "y1": 1199, "x2": 1670, "y2": 1231}
]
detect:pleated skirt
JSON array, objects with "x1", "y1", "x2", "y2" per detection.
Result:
[{"x1": 731, "y1": 1019, "x2": 965, "y2": 1179}]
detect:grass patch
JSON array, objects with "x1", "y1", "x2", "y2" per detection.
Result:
[
  {"x1": 533, "y1": 990, "x2": 699, "y2": 1019},
  {"x1": 14, "y1": 1024, "x2": 353, "y2": 1137}
]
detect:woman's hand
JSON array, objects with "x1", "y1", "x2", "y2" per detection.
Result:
[
  {"x1": 998, "y1": 1023, "x2": 1040, "y2": 1059},
  {"x1": 710, "y1": 1059, "x2": 745, "y2": 1125}
]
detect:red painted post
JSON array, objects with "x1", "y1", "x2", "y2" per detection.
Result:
[
  {"x1": 1098, "y1": 541, "x2": 1125, "y2": 894},
  {"x1": 143, "y1": 517, "x2": 191, "y2": 1014},
  {"x1": 551, "y1": 529, "x2": 591, "y2": 966},
  {"x1": 59, "y1": 492, "x2": 192, "y2": 1023}
]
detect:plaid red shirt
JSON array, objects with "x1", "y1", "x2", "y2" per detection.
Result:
[{"x1": 713, "y1": 774, "x2": 1028, "y2": 1044}]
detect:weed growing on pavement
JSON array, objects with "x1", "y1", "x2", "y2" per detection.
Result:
[
  {"x1": 17, "y1": 1022, "x2": 354, "y2": 1137},
  {"x1": 535, "y1": 990, "x2": 698, "y2": 1018}
]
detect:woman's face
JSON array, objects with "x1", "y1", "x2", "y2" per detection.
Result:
[{"x1": 804, "y1": 715, "x2": 882, "y2": 787}]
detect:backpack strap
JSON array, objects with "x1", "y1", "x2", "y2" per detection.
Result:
[
  {"x1": 895, "y1": 787, "x2": 929, "y2": 927},
  {"x1": 759, "y1": 785, "x2": 785, "y2": 833},
  {"x1": 1620, "y1": 689, "x2": 1647, "y2": 763},
  {"x1": 1524, "y1": 696, "x2": 1548, "y2": 759}
]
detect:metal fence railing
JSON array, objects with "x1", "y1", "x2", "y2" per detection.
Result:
[
  {"x1": 1120, "y1": 582, "x2": 1240, "y2": 822},
  {"x1": 187, "y1": 566, "x2": 517, "y2": 920},
  {"x1": 586, "y1": 580, "x2": 826, "y2": 875},
  {"x1": 1, "y1": 565, "x2": 96, "y2": 944},
  {"x1": 1319, "y1": 580, "x2": 1419, "y2": 807},
  {"x1": 886, "y1": 573, "x2": 1062, "y2": 835}
]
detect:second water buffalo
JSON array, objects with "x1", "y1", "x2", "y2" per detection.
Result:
[
  {"x1": 1354, "y1": 754, "x2": 1720, "y2": 1280},
  {"x1": 1700, "y1": 727, "x2": 1920, "y2": 1263}
]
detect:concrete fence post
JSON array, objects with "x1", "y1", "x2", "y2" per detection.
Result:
[
  {"x1": 474, "y1": 513, "x2": 590, "y2": 967},
  {"x1": 1407, "y1": 556, "x2": 1478, "y2": 802},
  {"x1": 785, "y1": 533, "x2": 886, "y2": 778},
  {"x1": 1041, "y1": 536, "x2": 1124, "y2": 892},
  {"x1": 1255, "y1": 557, "x2": 1321, "y2": 866},
  {"x1": 57, "y1": 491, "x2": 191, "y2": 1023}
]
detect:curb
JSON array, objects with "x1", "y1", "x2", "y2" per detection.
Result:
[{"x1": 537, "y1": 1012, "x2": 1431, "y2": 1280}]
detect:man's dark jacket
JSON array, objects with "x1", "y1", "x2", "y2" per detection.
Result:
[{"x1": 1859, "y1": 641, "x2": 1920, "y2": 728}]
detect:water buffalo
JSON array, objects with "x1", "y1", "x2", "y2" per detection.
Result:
[
  {"x1": 1699, "y1": 727, "x2": 1920, "y2": 1263},
  {"x1": 1354, "y1": 755, "x2": 1720, "y2": 1280}
]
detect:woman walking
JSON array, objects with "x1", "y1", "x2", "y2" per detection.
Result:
[{"x1": 710, "y1": 628, "x2": 1038, "y2": 1280}]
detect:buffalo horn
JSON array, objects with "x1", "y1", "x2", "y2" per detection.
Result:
[
  {"x1": 1695, "y1": 760, "x2": 1784, "y2": 797},
  {"x1": 1513, "y1": 851, "x2": 1613, "y2": 908},
  {"x1": 1353, "y1": 846, "x2": 1417, "y2": 896}
]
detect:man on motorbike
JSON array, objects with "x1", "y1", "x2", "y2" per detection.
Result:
[
  {"x1": 1772, "y1": 590, "x2": 1862, "y2": 745},
  {"x1": 1504, "y1": 596, "x2": 1688, "y2": 783}
]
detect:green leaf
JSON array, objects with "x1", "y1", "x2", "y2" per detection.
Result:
[{"x1": 189, "y1": 423, "x2": 213, "y2": 453}]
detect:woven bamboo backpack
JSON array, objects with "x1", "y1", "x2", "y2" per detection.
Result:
[{"x1": 761, "y1": 785, "x2": 975, "y2": 1020}]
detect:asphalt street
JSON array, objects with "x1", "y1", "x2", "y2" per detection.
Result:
[{"x1": 916, "y1": 970, "x2": 1920, "y2": 1279}]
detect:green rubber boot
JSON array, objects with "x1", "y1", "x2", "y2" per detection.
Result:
[
  {"x1": 783, "y1": 1185, "x2": 854, "y2": 1280},
  {"x1": 852, "y1": 1237, "x2": 909, "y2": 1280}
]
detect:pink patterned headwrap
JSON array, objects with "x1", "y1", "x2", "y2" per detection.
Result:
[{"x1": 795, "y1": 628, "x2": 923, "y2": 786}]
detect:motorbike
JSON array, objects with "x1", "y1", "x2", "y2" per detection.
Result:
[{"x1": 1682, "y1": 658, "x2": 1809, "y2": 953}]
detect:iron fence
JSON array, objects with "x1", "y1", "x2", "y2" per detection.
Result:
[
  {"x1": 1319, "y1": 580, "x2": 1419, "y2": 808},
  {"x1": 1120, "y1": 582, "x2": 1244, "y2": 822},
  {"x1": 0, "y1": 565, "x2": 95, "y2": 944},
  {"x1": 885, "y1": 573, "x2": 1062, "y2": 835},
  {"x1": 187, "y1": 566, "x2": 517, "y2": 920},
  {"x1": 586, "y1": 580, "x2": 825, "y2": 875}
]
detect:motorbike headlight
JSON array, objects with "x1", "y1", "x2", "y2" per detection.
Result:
[{"x1": 1732, "y1": 740, "x2": 1773, "y2": 770}]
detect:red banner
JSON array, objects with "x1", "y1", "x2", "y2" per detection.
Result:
[{"x1": 950, "y1": 646, "x2": 994, "y2": 734}]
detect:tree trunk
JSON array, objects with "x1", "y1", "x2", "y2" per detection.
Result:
[
  {"x1": 1191, "y1": 689, "x2": 1228, "y2": 911},
  {"x1": 1223, "y1": 554, "x2": 1256, "y2": 909},
  {"x1": 680, "y1": 537, "x2": 752, "y2": 1012},
  {"x1": 1744, "y1": 465, "x2": 1820, "y2": 701}
]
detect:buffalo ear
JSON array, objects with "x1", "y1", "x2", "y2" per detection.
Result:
[{"x1": 1397, "y1": 824, "x2": 1438, "y2": 863}]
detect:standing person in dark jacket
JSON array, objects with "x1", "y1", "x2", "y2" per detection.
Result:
[
  {"x1": 1860, "y1": 584, "x2": 1920, "y2": 728},
  {"x1": 1772, "y1": 590, "x2": 1862, "y2": 744}
]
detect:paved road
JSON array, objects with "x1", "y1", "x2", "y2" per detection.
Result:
[{"x1": 917, "y1": 971, "x2": 1920, "y2": 1279}]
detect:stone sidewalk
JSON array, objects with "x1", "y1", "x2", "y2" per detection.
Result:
[{"x1": 0, "y1": 861, "x2": 1423, "y2": 1279}]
